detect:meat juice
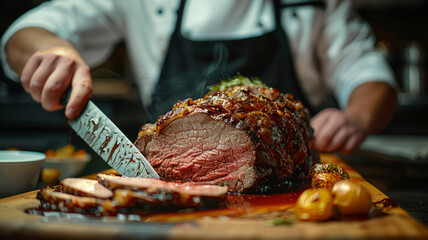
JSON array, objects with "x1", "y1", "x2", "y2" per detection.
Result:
[
  {"x1": 145, "y1": 191, "x2": 301, "y2": 222},
  {"x1": 27, "y1": 191, "x2": 301, "y2": 222}
]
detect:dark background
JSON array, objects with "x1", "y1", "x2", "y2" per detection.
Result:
[{"x1": 0, "y1": 0, "x2": 427, "y2": 226}]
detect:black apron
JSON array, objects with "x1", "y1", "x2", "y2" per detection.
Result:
[{"x1": 148, "y1": 0, "x2": 322, "y2": 122}]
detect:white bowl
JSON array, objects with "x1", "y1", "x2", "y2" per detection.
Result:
[
  {"x1": 43, "y1": 154, "x2": 91, "y2": 179},
  {"x1": 0, "y1": 150, "x2": 45, "y2": 198}
]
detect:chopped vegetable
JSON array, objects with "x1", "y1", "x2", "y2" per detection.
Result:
[
  {"x1": 44, "y1": 149, "x2": 56, "y2": 157},
  {"x1": 55, "y1": 144, "x2": 75, "y2": 157},
  {"x1": 44, "y1": 144, "x2": 87, "y2": 158},
  {"x1": 267, "y1": 217, "x2": 294, "y2": 226}
]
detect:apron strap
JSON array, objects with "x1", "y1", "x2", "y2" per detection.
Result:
[
  {"x1": 279, "y1": 0, "x2": 325, "y2": 8},
  {"x1": 273, "y1": 0, "x2": 282, "y2": 29},
  {"x1": 174, "y1": 0, "x2": 187, "y2": 35}
]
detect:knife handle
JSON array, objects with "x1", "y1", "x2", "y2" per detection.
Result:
[{"x1": 60, "y1": 87, "x2": 72, "y2": 106}]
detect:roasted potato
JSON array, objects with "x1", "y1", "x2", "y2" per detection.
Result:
[
  {"x1": 308, "y1": 163, "x2": 349, "y2": 190},
  {"x1": 294, "y1": 188, "x2": 334, "y2": 221},
  {"x1": 332, "y1": 180, "x2": 373, "y2": 216}
]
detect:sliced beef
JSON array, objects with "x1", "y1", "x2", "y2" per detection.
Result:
[
  {"x1": 103, "y1": 189, "x2": 161, "y2": 215},
  {"x1": 37, "y1": 174, "x2": 228, "y2": 216},
  {"x1": 135, "y1": 84, "x2": 318, "y2": 193},
  {"x1": 98, "y1": 174, "x2": 227, "y2": 209},
  {"x1": 98, "y1": 172, "x2": 229, "y2": 196},
  {"x1": 97, "y1": 173, "x2": 176, "y2": 192},
  {"x1": 37, "y1": 189, "x2": 105, "y2": 216},
  {"x1": 60, "y1": 178, "x2": 113, "y2": 199}
]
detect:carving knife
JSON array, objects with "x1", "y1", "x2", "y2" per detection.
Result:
[{"x1": 62, "y1": 89, "x2": 159, "y2": 179}]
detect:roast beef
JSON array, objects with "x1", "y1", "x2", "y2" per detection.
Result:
[{"x1": 135, "y1": 83, "x2": 318, "y2": 193}]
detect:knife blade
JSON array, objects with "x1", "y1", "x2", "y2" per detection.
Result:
[{"x1": 63, "y1": 89, "x2": 159, "y2": 179}]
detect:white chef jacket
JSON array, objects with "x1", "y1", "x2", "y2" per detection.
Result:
[{"x1": 0, "y1": 0, "x2": 396, "y2": 109}]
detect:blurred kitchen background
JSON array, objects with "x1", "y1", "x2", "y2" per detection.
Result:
[{"x1": 0, "y1": 0, "x2": 427, "y2": 223}]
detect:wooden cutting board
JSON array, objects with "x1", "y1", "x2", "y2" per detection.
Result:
[{"x1": 0, "y1": 154, "x2": 427, "y2": 240}]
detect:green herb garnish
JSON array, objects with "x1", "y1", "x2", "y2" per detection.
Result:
[
  {"x1": 267, "y1": 217, "x2": 294, "y2": 226},
  {"x1": 208, "y1": 74, "x2": 268, "y2": 94}
]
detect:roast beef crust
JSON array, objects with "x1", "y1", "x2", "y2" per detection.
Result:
[{"x1": 136, "y1": 85, "x2": 318, "y2": 193}]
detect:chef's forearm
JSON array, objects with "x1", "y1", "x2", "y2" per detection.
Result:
[
  {"x1": 344, "y1": 81, "x2": 398, "y2": 135},
  {"x1": 5, "y1": 27, "x2": 83, "y2": 76}
]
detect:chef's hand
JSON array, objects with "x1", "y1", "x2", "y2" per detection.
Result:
[
  {"x1": 6, "y1": 27, "x2": 92, "y2": 119},
  {"x1": 20, "y1": 47, "x2": 92, "y2": 119},
  {"x1": 310, "y1": 108, "x2": 366, "y2": 154},
  {"x1": 310, "y1": 82, "x2": 398, "y2": 154}
]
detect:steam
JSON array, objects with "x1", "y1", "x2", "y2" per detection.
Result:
[{"x1": 147, "y1": 42, "x2": 235, "y2": 122}]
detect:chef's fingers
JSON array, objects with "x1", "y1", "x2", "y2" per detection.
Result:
[
  {"x1": 20, "y1": 54, "x2": 42, "y2": 93},
  {"x1": 312, "y1": 111, "x2": 346, "y2": 152},
  {"x1": 310, "y1": 108, "x2": 333, "y2": 136},
  {"x1": 324, "y1": 126, "x2": 353, "y2": 152},
  {"x1": 65, "y1": 64, "x2": 92, "y2": 119},
  {"x1": 310, "y1": 110, "x2": 331, "y2": 151},
  {"x1": 40, "y1": 58, "x2": 75, "y2": 111},
  {"x1": 26, "y1": 55, "x2": 58, "y2": 103},
  {"x1": 342, "y1": 132, "x2": 365, "y2": 154},
  {"x1": 29, "y1": 54, "x2": 59, "y2": 103}
]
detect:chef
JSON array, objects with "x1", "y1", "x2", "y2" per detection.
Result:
[{"x1": 0, "y1": 0, "x2": 397, "y2": 154}]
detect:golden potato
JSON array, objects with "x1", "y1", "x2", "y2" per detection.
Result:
[
  {"x1": 295, "y1": 188, "x2": 334, "y2": 221},
  {"x1": 308, "y1": 163, "x2": 349, "y2": 190},
  {"x1": 332, "y1": 180, "x2": 373, "y2": 216}
]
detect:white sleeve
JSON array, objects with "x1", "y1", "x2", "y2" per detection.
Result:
[
  {"x1": 317, "y1": 0, "x2": 398, "y2": 109},
  {"x1": 0, "y1": 0, "x2": 124, "y2": 82}
]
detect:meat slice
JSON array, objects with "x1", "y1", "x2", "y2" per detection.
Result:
[
  {"x1": 102, "y1": 189, "x2": 162, "y2": 215},
  {"x1": 60, "y1": 178, "x2": 113, "y2": 199},
  {"x1": 97, "y1": 173, "x2": 176, "y2": 192},
  {"x1": 37, "y1": 189, "x2": 105, "y2": 215},
  {"x1": 98, "y1": 174, "x2": 228, "y2": 196},
  {"x1": 135, "y1": 84, "x2": 318, "y2": 193},
  {"x1": 98, "y1": 174, "x2": 227, "y2": 209}
]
